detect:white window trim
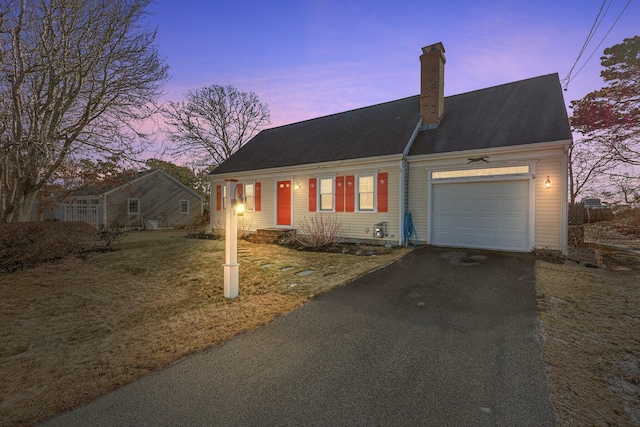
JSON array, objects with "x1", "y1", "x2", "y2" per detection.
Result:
[
  {"x1": 222, "y1": 185, "x2": 227, "y2": 210},
  {"x1": 128, "y1": 198, "x2": 140, "y2": 215},
  {"x1": 179, "y1": 199, "x2": 189, "y2": 214},
  {"x1": 242, "y1": 181, "x2": 256, "y2": 211},
  {"x1": 356, "y1": 173, "x2": 377, "y2": 213},
  {"x1": 318, "y1": 176, "x2": 335, "y2": 212}
]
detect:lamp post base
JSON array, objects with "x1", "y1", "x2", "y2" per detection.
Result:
[{"x1": 223, "y1": 263, "x2": 239, "y2": 298}]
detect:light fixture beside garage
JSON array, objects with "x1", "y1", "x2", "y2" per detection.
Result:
[{"x1": 545, "y1": 176, "x2": 552, "y2": 189}]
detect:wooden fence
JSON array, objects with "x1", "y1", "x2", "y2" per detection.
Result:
[{"x1": 568, "y1": 202, "x2": 613, "y2": 225}]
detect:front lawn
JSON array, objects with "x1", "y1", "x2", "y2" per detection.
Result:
[{"x1": 0, "y1": 230, "x2": 408, "y2": 427}]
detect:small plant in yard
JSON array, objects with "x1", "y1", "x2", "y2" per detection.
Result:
[
  {"x1": 99, "y1": 224, "x2": 129, "y2": 250},
  {"x1": 291, "y1": 215, "x2": 344, "y2": 248}
]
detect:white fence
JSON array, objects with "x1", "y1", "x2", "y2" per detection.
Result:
[{"x1": 65, "y1": 205, "x2": 99, "y2": 228}]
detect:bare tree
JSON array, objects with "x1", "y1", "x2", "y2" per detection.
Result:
[
  {"x1": 0, "y1": 0, "x2": 168, "y2": 222},
  {"x1": 161, "y1": 85, "x2": 271, "y2": 168},
  {"x1": 568, "y1": 136, "x2": 615, "y2": 203}
]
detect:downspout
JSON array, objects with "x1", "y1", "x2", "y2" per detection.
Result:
[
  {"x1": 398, "y1": 120, "x2": 422, "y2": 246},
  {"x1": 561, "y1": 143, "x2": 570, "y2": 255}
]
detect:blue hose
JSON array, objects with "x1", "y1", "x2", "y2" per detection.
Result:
[{"x1": 404, "y1": 212, "x2": 417, "y2": 248}]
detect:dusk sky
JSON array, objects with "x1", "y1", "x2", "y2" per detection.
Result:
[{"x1": 148, "y1": 0, "x2": 638, "y2": 129}]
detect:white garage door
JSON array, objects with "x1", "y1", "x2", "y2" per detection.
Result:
[{"x1": 431, "y1": 180, "x2": 530, "y2": 251}]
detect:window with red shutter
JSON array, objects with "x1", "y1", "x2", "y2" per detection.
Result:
[
  {"x1": 377, "y1": 172, "x2": 388, "y2": 212},
  {"x1": 216, "y1": 185, "x2": 222, "y2": 211},
  {"x1": 336, "y1": 176, "x2": 345, "y2": 212},
  {"x1": 308, "y1": 178, "x2": 317, "y2": 212},
  {"x1": 255, "y1": 182, "x2": 261, "y2": 211},
  {"x1": 345, "y1": 175, "x2": 355, "y2": 212}
]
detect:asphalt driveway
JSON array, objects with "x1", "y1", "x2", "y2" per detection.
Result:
[{"x1": 41, "y1": 246, "x2": 554, "y2": 426}]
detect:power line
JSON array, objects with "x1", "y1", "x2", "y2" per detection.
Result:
[
  {"x1": 568, "y1": 0, "x2": 632, "y2": 86},
  {"x1": 562, "y1": 0, "x2": 631, "y2": 90},
  {"x1": 562, "y1": 0, "x2": 610, "y2": 88}
]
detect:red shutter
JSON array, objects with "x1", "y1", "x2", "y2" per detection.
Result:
[
  {"x1": 255, "y1": 182, "x2": 261, "y2": 211},
  {"x1": 336, "y1": 176, "x2": 345, "y2": 212},
  {"x1": 309, "y1": 178, "x2": 317, "y2": 212},
  {"x1": 237, "y1": 183, "x2": 243, "y2": 202},
  {"x1": 345, "y1": 175, "x2": 355, "y2": 212},
  {"x1": 377, "y1": 172, "x2": 388, "y2": 212},
  {"x1": 216, "y1": 185, "x2": 222, "y2": 211}
]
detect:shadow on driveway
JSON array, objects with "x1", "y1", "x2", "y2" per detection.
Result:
[{"x1": 42, "y1": 246, "x2": 554, "y2": 426}]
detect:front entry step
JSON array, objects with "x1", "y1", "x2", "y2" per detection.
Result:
[{"x1": 250, "y1": 228, "x2": 296, "y2": 244}]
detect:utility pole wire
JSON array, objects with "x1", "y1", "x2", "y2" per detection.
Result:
[
  {"x1": 562, "y1": 0, "x2": 631, "y2": 90},
  {"x1": 563, "y1": 0, "x2": 611, "y2": 87}
]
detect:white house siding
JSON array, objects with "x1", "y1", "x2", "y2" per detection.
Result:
[
  {"x1": 407, "y1": 141, "x2": 569, "y2": 253},
  {"x1": 210, "y1": 158, "x2": 403, "y2": 244},
  {"x1": 533, "y1": 151, "x2": 567, "y2": 252}
]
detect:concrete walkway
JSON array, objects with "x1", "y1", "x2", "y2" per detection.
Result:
[{"x1": 41, "y1": 246, "x2": 554, "y2": 426}]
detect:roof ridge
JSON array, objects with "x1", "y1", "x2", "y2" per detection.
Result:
[
  {"x1": 263, "y1": 74, "x2": 559, "y2": 133},
  {"x1": 444, "y1": 73, "x2": 560, "y2": 99}
]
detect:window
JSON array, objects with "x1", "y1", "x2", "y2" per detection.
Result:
[
  {"x1": 432, "y1": 165, "x2": 530, "y2": 180},
  {"x1": 244, "y1": 183, "x2": 255, "y2": 210},
  {"x1": 319, "y1": 178, "x2": 333, "y2": 211},
  {"x1": 91, "y1": 199, "x2": 100, "y2": 205},
  {"x1": 222, "y1": 185, "x2": 227, "y2": 210},
  {"x1": 180, "y1": 200, "x2": 189, "y2": 214},
  {"x1": 128, "y1": 198, "x2": 140, "y2": 215},
  {"x1": 358, "y1": 175, "x2": 375, "y2": 211}
]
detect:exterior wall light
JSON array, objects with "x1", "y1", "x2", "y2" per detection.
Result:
[
  {"x1": 294, "y1": 182, "x2": 300, "y2": 190},
  {"x1": 544, "y1": 176, "x2": 552, "y2": 189}
]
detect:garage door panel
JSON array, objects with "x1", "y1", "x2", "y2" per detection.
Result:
[{"x1": 432, "y1": 180, "x2": 529, "y2": 251}]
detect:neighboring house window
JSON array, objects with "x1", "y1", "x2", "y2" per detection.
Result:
[
  {"x1": 128, "y1": 198, "x2": 140, "y2": 215},
  {"x1": 180, "y1": 200, "x2": 189, "y2": 214},
  {"x1": 358, "y1": 175, "x2": 375, "y2": 211},
  {"x1": 91, "y1": 199, "x2": 100, "y2": 205},
  {"x1": 244, "y1": 183, "x2": 255, "y2": 210},
  {"x1": 319, "y1": 178, "x2": 333, "y2": 211}
]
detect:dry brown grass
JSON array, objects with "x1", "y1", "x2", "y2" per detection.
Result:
[
  {"x1": 0, "y1": 230, "x2": 409, "y2": 427},
  {"x1": 536, "y1": 254, "x2": 640, "y2": 426}
]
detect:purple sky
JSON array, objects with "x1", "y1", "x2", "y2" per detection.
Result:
[{"x1": 148, "y1": 0, "x2": 638, "y2": 129}]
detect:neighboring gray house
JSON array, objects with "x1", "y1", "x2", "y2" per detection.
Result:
[{"x1": 42, "y1": 169, "x2": 204, "y2": 229}]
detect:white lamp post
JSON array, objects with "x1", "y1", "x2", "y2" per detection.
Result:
[{"x1": 224, "y1": 179, "x2": 245, "y2": 299}]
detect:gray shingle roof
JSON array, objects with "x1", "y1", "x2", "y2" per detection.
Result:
[
  {"x1": 211, "y1": 96, "x2": 421, "y2": 175},
  {"x1": 211, "y1": 73, "x2": 571, "y2": 175},
  {"x1": 410, "y1": 73, "x2": 572, "y2": 155}
]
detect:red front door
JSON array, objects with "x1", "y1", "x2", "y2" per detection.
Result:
[{"x1": 277, "y1": 181, "x2": 291, "y2": 226}]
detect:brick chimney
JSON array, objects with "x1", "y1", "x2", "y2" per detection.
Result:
[{"x1": 420, "y1": 42, "x2": 446, "y2": 128}]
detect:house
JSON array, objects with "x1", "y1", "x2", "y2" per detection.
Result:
[
  {"x1": 209, "y1": 43, "x2": 572, "y2": 254},
  {"x1": 42, "y1": 169, "x2": 205, "y2": 229}
]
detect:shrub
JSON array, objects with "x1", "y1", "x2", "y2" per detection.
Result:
[
  {"x1": 0, "y1": 222, "x2": 99, "y2": 272},
  {"x1": 98, "y1": 229, "x2": 129, "y2": 249},
  {"x1": 612, "y1": 208, "x2": 640, "y2": 237},
  {"x1": 292, "y1": 215, "x2": 343, "y2": 248},
  {"x1": 238, "y1": 217, "x2": 254, "y2": 240}
]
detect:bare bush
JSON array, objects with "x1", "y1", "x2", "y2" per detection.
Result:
[
  {"x1": 293, "y1": 215, "x2": 344, "y2": 248},
  {"x1": 238, "y1": 217, "x2": 254, "y2": 240},
  {"x1": 210, "y1": 218, "x2": 224, "y2": 239},
  {"x1": 612, "y1": 208, "x2": 640, "y2": 237},
  {"x1": 0, "y1": 222, "x2": 98, "y2": 272}
]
